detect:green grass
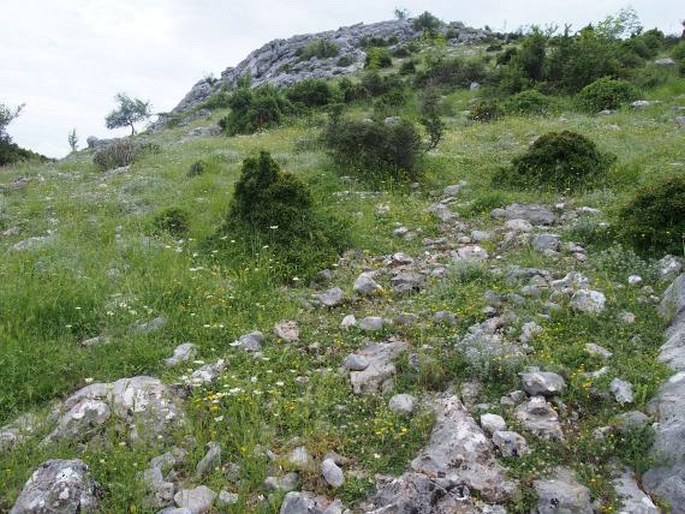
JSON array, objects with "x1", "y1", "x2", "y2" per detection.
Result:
[{"x1": 0, "y1": 41, "x2": 683, "y2": 513}]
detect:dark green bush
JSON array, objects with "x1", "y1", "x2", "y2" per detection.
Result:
[
  {"x1": 93, "y1": 139, "x2": 139, "y2": 170},
  {"x1": 286, "y1": 79, "x2": 334, "y2": 108},
  {"x1": 504, "y1": 89, "x2": 553, "y2": 115},
  {"x1": 392, "y1": 46, "x2": 413, "y2": 58},
  {"x1": 672, "y1": 41, "x2": 685, "y2": 74},
  {"x1": 412, "y1": 11, "x2": 442, "y2": 34},
  {"x1": 153, "y1": 207, "x2": 190, "y2": 237},
  {"x1": 577, "y1": 77, "x2": 638, "y2": 112},
  {"x1": 322, "y1": 116, "x2": 423, "y2": 183},
  {"x1": 188, "y1": 157, "x2": 223, "y2": 177},
  {"x1": 467, "y1": 99, "x2": 501, "y2": 122},
  {"x1": 399, "y1": 60, "x2": 416, "y2": 75},
  {"x1": 0, "y1": 139, "x2": 48, "y2": 167},
  {"x1": 217, "y1": 151, "x2": 349, "y2": 279},
  {"x1": 219, "y1": 85, "x2": 291, "y2": 135},
  {"x1": 615, "y1": 175, "x2": 685, "y2": 257},
  {"x1": 365, "y1": 48, "x2": 393, "y2": 69},
  {"x1": 360, "y1": 35, "x2": 397, "y2": 48},
  {"x1": 336, "y1": 55, "x2": 354, "y2": 67},
  {"x1": 494, "y1": 130, "x2": 615, "y2": 191},
  {"x1": 361, "y1": 72, "x2": 405, "y2": 98},
  {"x1": 416, "y1": 56, "x2": 488, "y2": 89},
  {"x1": 298, "y1": 39, "x2": 339, "y2": 60}
]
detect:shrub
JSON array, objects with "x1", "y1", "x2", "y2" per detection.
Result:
[
  {"x1": 399, "y1": 60, "x2": 416, "y2": 75},
  {"x1": 153, "y1": 207, "x2": 190, "y2": 238},
  {"x1": 336, "y1": 55, "x2": 354, "y2": 67},
  {"x1": 467, "y1": 99, "x2": 501, "y2": 122},
  {"x1": 219, "y1": 85, "x2": 291, "y2": 135},
  {"x1": 504, "y1": 89, "x2": 553, "y2": 115},
  {"x1": 672, "y1": 41, "x2": 685, "y2": 74},
  {"x1": 0, "y1": 140, "x2": 48, "y2": 167},
  {"x1": 412, "y1": 11, "x2": 442, "y2": 34},
  {"x1": 298, "y1": 39, "x2": 339, "y2": 60},
  {"x1": 365, "y1": 48, "x2": 393, "y2": 69},
  {"x1": 494, "y1": 131, "x2": 615, "y2": 191},
  {"x1": 286, "y1": 79, "x2": 334, "y2": 108},
  {"x1": 188, "y1": 157, "x2": 223, "y2": 177},
  {"x1": 218, "y1": 151, "x2": 349, "y2": 279},
  {"x1": 322, "y1": 116, "x2": 423, "y2": 183},
  {"x1": 577, "y1": 77, "x2": 638, "y2": 112},
  {"x1": 416, "y1": 56, "x2": 488, "y2": 89},
  {"x1": 615, "y1": 175, "x2": 685, "y2": 257},
  {"x1": 93, "y1": 139, "x2": 139, "y2": 170}
]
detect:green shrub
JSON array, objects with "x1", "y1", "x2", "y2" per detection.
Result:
[
  {"x1": 202, "y1": 90, "x2": 232, "y2": 110},
  {"x1": 672, "y1": 41, "x2": 685, "y2": 74},
  {"x1": 416, "y1": 56, "x2": 488, "y2": 89},
  {"x1": 217, "y1": 151, "x2": 349, "y2": 279},
  {"x1": 504, "y1": 89, "x2": 553, "y2": 115},
  {"x1": 286, "y1": 79, "x2": 334, "y2": 108},
  {"x1": 219, "y1": 85, "x2": 291, "y2": 135},
  {"x1": 467, "y1": 99, "x2": 501, "y2": 122},
  {"x1": 153, "y1": 207, "x2": 190, "y2": 238},
  {"x1": 615, "y1": 175, "x2": 685, "y2": 257},
  {"x1": 0, "y1": 139, "x2": 48, "y2": 167},
  {"x1": 399, "y1": 60, "x2": 416, "y2": 75},
  {"x1": 365, "y1": 48, "x2": 393, "y2": 69},
  {"x1": 336, "y1": 55, "x2": 354, "y2": 67},
  {"x1": 298, "y1": 39, "x2": 339, "y2": 60},
  {"x1": 93, "y1": 139, "x2": 139, "y2": 170},
  {"x1": 188, "y1": 157, "x2": 223, "y2": 177},
  {"x1": 412, "y1": 11, "x2": 442, "y2": 34},
  {"x1": 494, "y1": 131, "x2": 615, "y2": 191},
  {"x1": 577, "y1": 77, "x2": 638, "y2": 112},
  {"x1": 322, "y1": 116, "x2": 423, "y2": 183}
]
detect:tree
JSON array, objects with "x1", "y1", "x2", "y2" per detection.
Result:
[
  {"x1": 105, "y1": 93, "x2": 152, "y2": 135},
  {"x1": 0, "y1": 102, "x2": 24, "y2": 141},
  {"x1": 394, "y1": 7, "x2": 409, "y2": 20},
  {"x1": 68, "y1": 128, "x2": 78, "y2": 152}
]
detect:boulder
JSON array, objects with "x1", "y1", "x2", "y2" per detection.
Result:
[{"x1": 533, "y1": 467, "x2": 592, "y2": 514}]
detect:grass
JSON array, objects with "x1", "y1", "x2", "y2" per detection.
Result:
[{"x1": 0, "y1": 42, "x2": 684, "y2": 514}]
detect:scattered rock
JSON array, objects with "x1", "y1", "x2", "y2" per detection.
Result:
[
  {"x1": 322, "y1": 458, "x2": 345, "y2": 487},
  {"x1": 533, "y1": 467, "x2": 592, "y2": 514},
  {"x1": 388, "y1": 394, "x2": 416, "y2": 416},
  {"x1": 189, "y1": 360, "x2": 225, "y2": 386},
  {"x1": 455, "y1": 245, "x2": 489, "y2": 261},
  {"x1": 480, "y1": 413, "x2": 507, "y2": 435},
  {"x1": 174, "y1": 486, "x2": 216, "y2": 514},
  {"x1": 585, "y1": 343, "x2": 613, "y2": 359},
  {"x1": 520, "y1": 371, "x2": 566, "y2": 397},
  {"x1": 11, "y1": 236, "x2": 54, "y2": 252},
  {"x1": 515, "y1": 396, "x2": 564, "y2": 440},
  {"x1": 628, "y1": 275, "x2": 643, "y2": 286},
  {"x1": 164, "y1": 343, "x2": 197, "y2": 367},
  {"x1": 279, "y1": 491, "x2": 342, "y2": 514},
  {"x1": 410, "y1": 395, "x2": 517, "y2": 502},
  {"x1": 615, "y1": 411, "x2": 650, "y2": 432},
  {"x1": 657, "y1": 255, "x2": 683, "y2": 282},
  {"x1": 610, "y1": 378, "x2": 634, "y2": 405},
  {"x1": 79, "y1": 335, "x2": 110, "y2": 347},
  {"x1": 532, "y1": 234, "x2": 561, "y2": 253},
  {"x1": 10, "y1": 459, "x2": 99, "y2": 514},
  {"x1": 492, "y1": 204, "x2": 556, "y2": 226},
  {"x1": 195, "y1": 441, "x2": 221, "y2": 478},
  {"x1": 289, "y1": 446, "x2": 313, "y2": 469},
  {"x1": 340, "y1": 314, "x2": 357, "y2": 329},
  {"x1": 390, "y1": 271, "x2": 425, "y2": 294},
  {"x1": 217, "y1": 490, "x2": 239, "y2": 506},
  {"x1": 492, "y1": 430, "x2": 529, "y2": 457},
  {"x1": 570, "y1": 290, "x2": 606, "y2": 313},
  {"x1": 343, "y1": 354, "x2": 369, "y2": 371},
  {"x1": 265, "y1": 472, "x2": 300, "y2": 492},
  {"x1": 443, "y1": 181, "x2": 467, "y2": 196},
  {"x1": 354, "y1": 272, "x2": 383, "y2": 296},
  {"x1": 275, "y1": 320, "x2": 299, "y2": 342},
  {"x1": 315, "y1": 287, "x2": 344, "y2": 307},
  {"x1": 348, "y1": 340, "x2": 408, "y2": 395},
  {"x1": 234, "y1": 331, "x2": 264, "y2": 352},
  {"x1": 613, "y1": 468, "x2": 658, "y2": 514},
  {"x1": 428, "y1": 202, "x2": 455, "y2": 222},
  {"x1": 358, "y1": 316, "x2": 385, "y2": 332}
]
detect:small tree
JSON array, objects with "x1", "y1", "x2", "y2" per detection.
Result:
[
  {"x1": 0, "y1": 103, "x2": 24, "y2": 141},
  {"x1": 68, "y1": 128, "x2": 78, "y2": 152},
  {"x1": 105, "y1": 93, "x2": 152, "y2": 135}
]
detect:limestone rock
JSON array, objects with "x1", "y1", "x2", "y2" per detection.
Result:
[
  {"x1": 613, "y1": 469, "x2": 658, "y2": 514},
  {"x1": 322, "y1": 458, "x2": 345, "y2": 487},
  {"x1": 354, "y1": 272, "x2": 383, "y2": 296},
  {"x1": 515, "y1": 396, "x2": 564, "y2": 440},
  {"x1": 315, "y1": 287, "x2": 344, "y2": 307},
  {"x1": 234, "y1": 331, "x2": 264, "y2": 352},
  {"x1": 492, "y1": 203, "x2": 556, "y2": 225},
  {"x1": 492, "y1": 430, "x2": 529, "y2": 457},
  {"x1": 480, "y1": 413, "x2": 507, "y2": 435},
  {"x1": 610, "y1": 378, "x2": 634, "y2": 405},
  {"x1": 534, "y1": 467, "x2": 592, "y2": 514},
  {"x1": 358, "y1": 316, "x2": 385, "y2": 332},
  {"x1": 10, "y1": 459, "x2": 99, "y2": 514},
  {"x1": 388, "y1": 394, "x2": 416, "y2": 416},
  {"x1": 174, "y1": 486, "x2": 216, "y2": 514},
  {"x1": 164, "y1": 343, "x2": 196, "y2": 367},
  {"x1": 520, "y1": 371, "x2": 566, "y2": 397},
  {"x1": 275, "y1": 320, "x2": 299, "y2": 342},
  {"x1": 571, "y1": 290, "x2": 606, "y2": 313},
  {"x1": 348, "y1": 340, "x2": 408, "y2": 395},
  {"x1": 189, "y1": 359, "x2": 225, "y2": 386},
  {"x1": 195, "y1": 441, "x2": 221, "y2": 478}
]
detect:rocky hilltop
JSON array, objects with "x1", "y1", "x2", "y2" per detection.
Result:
[{"x1": 162, "y1": 18, "x2": 492, "y2": 121}]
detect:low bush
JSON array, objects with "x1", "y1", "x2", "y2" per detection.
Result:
[
  {"x1": 286, "y1": 79, "x2": 335, "y2": 108},
  {"x1": 577, "y1": 77, "x2": 638, "y2": 112},
  {"x1": 365, "y1": 48, "x2": 393, "y2": 69},
  {"x1": 467, "y1": 99, "x2": 501, "y2": 122},
  {"x1": 416, "y1": 56, "x2": 488, "y2": 89},
  {"x1": 298, "y1": 39, "x2": 339, "y2": 60},
  {"x1": 0, "y1": 139, "x2": 49, "y2": 167},
  {"x1": 93, "y1": 139, "x2": 139, "y2": 170},
  {"x1": 322, "y1": 116, "x2": 423, "y2": 183},
  {"x1": 493, "y1": 130, "x2": 615, "y2": 191},
  {"x1": 336, "y1": 55, "x2": 354, "y2": 67},
  {"x1": 615, "y1": 175, "x2": 685, "y2": 257},
  {"x1": 399, "y1": 60, "x2": 416, "y2": 75},
  {"x1": 215, "y1": 151, "x2": 349, "y2": 279},
  {"x1": 412, "y1": 11, "x2": 442, "y2": 34},
  {"x1": 504, "y1": 89, "x2": 553, "y2": 115},
  {"x1": 219, "y1": 85, "x2": 291, "y2": 135},
  {"x1": 152, "y1": 207, "x2": 190, "y2": 238}
]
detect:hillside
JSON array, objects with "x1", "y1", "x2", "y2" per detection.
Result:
[{"x1": 1, "y1": 13, "x2": 685, "y2": 514}]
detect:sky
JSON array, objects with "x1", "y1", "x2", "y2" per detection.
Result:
[{"x1": 1, "y1": 0, "x2": 682, "y2": 158}]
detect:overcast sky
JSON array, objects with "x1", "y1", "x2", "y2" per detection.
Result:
[{"x1": 2, "y1": 0, "x2": 681, "y2": 158}]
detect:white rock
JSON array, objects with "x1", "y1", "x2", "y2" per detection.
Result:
[
  {"x1": 322, "y1": 458, "x2": 345, "y2": 487},
  {"x1": 480, "y1": 413, "x2": 507, "y2": 435},
  {"x1": 388, "y1": 394, "x2": 416, "y2": 416}
]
